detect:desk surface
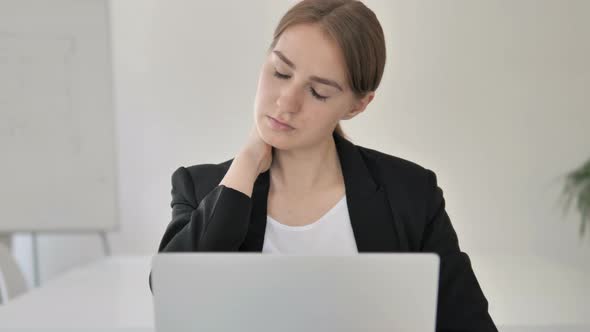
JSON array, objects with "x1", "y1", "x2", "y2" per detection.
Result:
[
  {"x1": 0, "y1": 254, "x2": 588, "y2": 331},
  {"x1": 0, "y1": 256, "x2": 154, "y2": 330}
]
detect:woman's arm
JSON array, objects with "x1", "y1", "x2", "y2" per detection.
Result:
[
  {"x1": 159, "y1": 126, "x2": 272, "y2": 252},
  {"x1": 158, "y1": 164, "x2": 254, "y2": 253},
  {"x1": 421, "y1": 170, "x2": 498, "y2": 332}
]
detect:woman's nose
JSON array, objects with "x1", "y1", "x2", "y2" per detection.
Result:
[{"x1": 276, "y1": 84, "x2": 302, "y2": 113}]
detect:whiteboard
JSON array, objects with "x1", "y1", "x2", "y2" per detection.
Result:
[{"x1": 0, "y1": 0, "x2": 118, "y2": 232}]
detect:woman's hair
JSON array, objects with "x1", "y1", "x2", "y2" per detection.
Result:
[{"x1": 269, "y1": 0, "x2": 386, "y2": 139}]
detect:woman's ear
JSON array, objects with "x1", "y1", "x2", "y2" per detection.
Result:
[{"x1": 342, "y1": 92, "x2": 375, "y2": 120}]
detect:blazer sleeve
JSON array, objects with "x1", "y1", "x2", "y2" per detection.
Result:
[
  {"x1": 421, "y1": 170, "x2": 498, "y2": 332},
  {"x1": 157, "y1": 166, "x2": 252, "y2": 252},
  {"x1": 149, "y1": 166, "x2": 252, "y2": 292}
]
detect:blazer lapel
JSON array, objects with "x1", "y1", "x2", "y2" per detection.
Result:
[
  {"x1": 333, "y1": 133, "x2": 402, "y2": 252},
  {"x1": 239, "y1": 133, "x2": 402, "y2": 253},
  {"x1": 239, "y1": 169, "x2": 270, "y2": 251}
]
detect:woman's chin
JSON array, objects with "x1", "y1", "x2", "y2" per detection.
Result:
[{"x1": 258, "y1": 126, "x2": 295, "y2": 150}]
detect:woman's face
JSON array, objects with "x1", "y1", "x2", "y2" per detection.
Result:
[{"x1": 254, "y1": 23, "x2": 371, "y2": 150}]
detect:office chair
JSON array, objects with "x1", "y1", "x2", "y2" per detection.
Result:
[{"x1": 0, "y1": 242, "x2": 28, "y2": 304}]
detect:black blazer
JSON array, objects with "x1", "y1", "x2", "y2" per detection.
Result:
[{"x1": 154, "y1": 132, "x2": 497, "y2": 332}]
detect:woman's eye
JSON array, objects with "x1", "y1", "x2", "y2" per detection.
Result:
[
  {"x1": 310, "y1": 87, "x2": 328, "y2": 102},
  {"x1": 273, "y1": 70, "x2": 290, "y2": 79}
]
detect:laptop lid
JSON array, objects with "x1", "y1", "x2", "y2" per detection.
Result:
[{"x1": 151, "y1": 253, "x2": 439, "y2": 332}]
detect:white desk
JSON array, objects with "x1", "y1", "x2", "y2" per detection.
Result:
[
  {"x1": 0, "y1": 254, "x2": 588, "y2": 331},
  {"x1": 0, "y1": 256, "x2": 154, "y2": 331}
]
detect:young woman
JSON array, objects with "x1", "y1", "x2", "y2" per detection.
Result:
[{"x1": 154, "y1": 0, "x2": 497, "y2": 330}]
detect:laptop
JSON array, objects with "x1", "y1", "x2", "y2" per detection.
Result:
[{"x1": 151, "y1": 253, "x2": 439, "y2": 332}]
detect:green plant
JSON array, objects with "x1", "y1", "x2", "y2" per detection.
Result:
[{"x1": 562, "y1": 158, "x2": 590, "y2": 237}]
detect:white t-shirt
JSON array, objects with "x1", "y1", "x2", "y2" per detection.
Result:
[{"x1": 262, "y1": 195, "x2": 358, "y2": 254}]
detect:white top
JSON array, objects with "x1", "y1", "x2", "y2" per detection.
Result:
[{"x1": 262, "y1": 195, "x2": 359, "y2": 254}]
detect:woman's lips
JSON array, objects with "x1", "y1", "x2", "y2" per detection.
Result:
[{"x1": 267, "y1": 116, "x2": 295, "y2": 131}]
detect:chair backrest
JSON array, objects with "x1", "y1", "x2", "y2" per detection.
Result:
[{"x1": 0, "y1": 242, "x2": 28, "y2": 304}]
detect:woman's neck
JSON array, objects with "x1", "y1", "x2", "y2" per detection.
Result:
[{"x1": 269, "y1": 135, "x2": 343, "y2": 195}]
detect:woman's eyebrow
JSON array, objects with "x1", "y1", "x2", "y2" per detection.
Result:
[
  {"x1": 274, "y1": 50, "x2": 296, "y2": 69},
  {"x1": 273, "y1": 50, "x2": 343, "y2": 92}
]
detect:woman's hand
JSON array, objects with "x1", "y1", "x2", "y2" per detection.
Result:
[
  {"x1": 219, "y1": 123, "x2": 273, "y2": 197},
  {"x1": 238, "y1": 125, "x2": 273, "y2": 176}
]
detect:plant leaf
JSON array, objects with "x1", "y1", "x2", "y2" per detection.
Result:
[{"x1": 561, "y1": 158, "x2": 590, "y2": 238}]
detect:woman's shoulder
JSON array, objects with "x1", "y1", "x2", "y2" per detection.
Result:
[
  {"x1": 179, "y1": 158, "x2": 233, "y2": 180},
  {"x1": 355, "y1": 144, "x2": 434, "y2": 181},
  {"x1": 353, "y1": 143, "x2": 441, "y2": 205}
]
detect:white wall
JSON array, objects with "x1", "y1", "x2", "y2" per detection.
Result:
[{"x1": 12, "y1": 0, "x2": 590, "y2": 286}]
